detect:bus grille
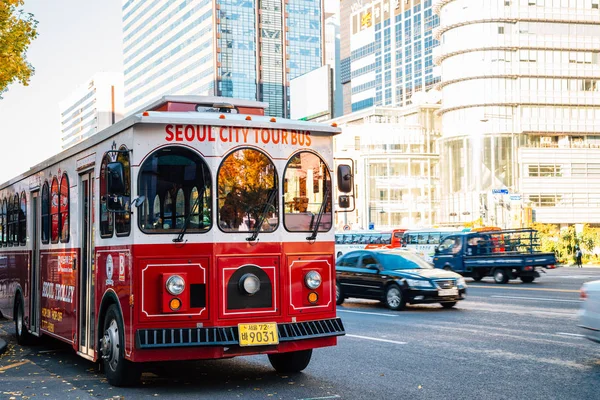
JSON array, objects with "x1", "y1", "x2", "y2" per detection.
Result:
[{"x1": 135, "y1": 318, "x2": 345, "y2": 349}]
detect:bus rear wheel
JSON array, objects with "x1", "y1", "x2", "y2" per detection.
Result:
[
  {"x1": 101, "y1": 305, "x2": 141, "y2": 387},
  {"x1": 15, "y1": 296, "x2": 33, "y2": 345},
  {"x1": 268, "y1": 349, "x2": 312, "y2": 373}
]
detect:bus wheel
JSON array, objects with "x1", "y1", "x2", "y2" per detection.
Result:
[
  {"x1": 268, "y1": 349, "x2": 312, "y2": 373},
  {"x1": 101, "y1": 305, "x2": 141, "y2": 387},
  {"x1": 385, "y1": 284, "x2": 405, "y2": 311},
  {"x1": 15, "y1": 296, "x2": 33, "y2": 345},
  {"x1": 336, "y1": 283, "x2": 345, "y2": 305},
  {"x1": 520, "y1": 276, "x2": 535, "y2": 283},
  {"x1": 493, "y1": 269, "x2": 509, "y2": 284}
]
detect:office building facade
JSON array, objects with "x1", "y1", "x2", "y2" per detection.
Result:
[
  {"x1": 59, "y1": 72, "x2": 124, "y2": 150},
  {"x1": 331, "y1": 102, "x2": 441, "y2": 230},
  {"x1": 435, "y1": 0, "x2": 600, "y2": 226},
  {"x1": 340, "y1": 0, "x2": 441, "y2": 114},
  {"x1": 122, "y1": 0, "x2": 324, "y2": 117}
]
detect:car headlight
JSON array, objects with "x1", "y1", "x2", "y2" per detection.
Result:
[
  {"x1": 305, "y1": 271, "x2": 322, "y2": 290},
  {"x1": 405, "y1": 279, "x2": 433, "y2": 288},
  {"x1": 166, "y1": 275, "x2": 185, "y2": 295},
  {"x1": 239, "y1": 273, "x2": 261, "y2": 295},
  {"x1": 456, "y1": 277, "x2": 467, "y2": 287}
]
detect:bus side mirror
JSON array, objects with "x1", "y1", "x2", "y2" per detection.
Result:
[
  {"x1": 337, "y1": 164, "x2": 353, "y2": 193},
  {"x1": 106, "y1": 162, "x2": 126, "y2": 212}
]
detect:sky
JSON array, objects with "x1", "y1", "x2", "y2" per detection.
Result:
[
  {"x1": 0, "y1": 0, "x2": 123, "y2": 184},
  {"x1": 0, "y1": 0, "x2": 339, "y2": 185}
]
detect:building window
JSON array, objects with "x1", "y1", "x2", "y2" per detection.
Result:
[
  {"x1": 0, "y1": 198, "x2": 5, "y2": 246},
  {"x1": 498, "y1": 26, "x2": 505, "y2": 34}
]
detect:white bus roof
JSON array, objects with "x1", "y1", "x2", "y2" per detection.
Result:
[{"x1": 1, "y1": 95, "x2": 341, "y2": 189}]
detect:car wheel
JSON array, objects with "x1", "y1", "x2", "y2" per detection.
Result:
[
  {"x1": 335, "y1": 282, "x2": 345, "y2": 305},
  {"x1": 101, "y1": 304, "x2": 141, "y2": 387},
  {"x1": 15, "y1": 296, "x2": 33, "y2": 345},
  {"x1": 520, "y1": 276, "x2": 535, "y2": 283},
  {"x1": 268, "y1": 349, "x2": 312, "y2": 373},
  {"x1": 440, "y1": 302, "x2": 457, "y2": 309},
  {"x1": 493, "y1": 269, "x2": 509, "y2": 284},
  {"x1": 385, "y1": 284, "x2": 405, "y2": 311}
]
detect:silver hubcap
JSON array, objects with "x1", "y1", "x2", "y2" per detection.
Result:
[
  {"x1": 495, "y1": 271, "x2": 503, "y2": 280},
  {"x1": 387, "y1": 287, "x2": 401, "y2": 308},
  {"x1": 102, "y1": 319, "x2": 120, "y2": 371}
]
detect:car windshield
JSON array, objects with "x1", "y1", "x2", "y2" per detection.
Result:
[{"x1": 377, "y1": 251, "x2": 433, "y2": 270}]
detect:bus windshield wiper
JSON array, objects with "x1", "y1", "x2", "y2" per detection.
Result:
[
  {"x1": 247, "y1": 188, "x2": 277, "y2": 242},
  {"x1": 306, "y1": 184, "x2": 330, "y2": 241},
  {"x1": 173, "y1": 187, "x2": 204, "y2": 243}
]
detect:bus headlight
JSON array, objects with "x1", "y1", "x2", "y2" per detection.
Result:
[
  {"x1": 240, "y1": 273, "x2": 261, "y2": 295},
  {"x1": 166, "y1": 275, "x2": 185, "y2": 295},
  {"x1": 305, "y1": 271, "x2": 322, "y2": 289}
]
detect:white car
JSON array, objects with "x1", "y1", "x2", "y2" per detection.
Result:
[{"x1": 579, "y1": 280, "x2": 600, "y2": 343}]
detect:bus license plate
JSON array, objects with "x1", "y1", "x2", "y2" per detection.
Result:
[
  {"x1": 238, "y1": 323, "x2": 279, "y2": 347},
  {"x1": 438, "y1": 288, "x2": 458, "y2": 297}
]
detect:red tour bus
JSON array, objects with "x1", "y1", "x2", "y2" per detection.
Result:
[{"x1": 0, "y1": 96, "x2": 352, "y2": 386}]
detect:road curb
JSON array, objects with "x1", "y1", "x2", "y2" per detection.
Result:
[{"x1": 0, "y1": 338, "x2": 7, "y2": 355}]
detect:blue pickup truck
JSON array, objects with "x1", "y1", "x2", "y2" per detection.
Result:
[{"x1": 432, "y1": 229, "x2": 556, "y2": 284}]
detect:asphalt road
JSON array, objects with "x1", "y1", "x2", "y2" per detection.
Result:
[{"x1": 1, "y1": 267, "x2": 600, "y2": 399}]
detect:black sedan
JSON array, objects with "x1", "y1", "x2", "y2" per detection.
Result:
[{"x1": 336, "y1": 249, "x2": 467, "y2": 310}]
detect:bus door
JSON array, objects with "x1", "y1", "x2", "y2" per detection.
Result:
[
  {"x1": 30, "y1": 191, "x2": 41, "y2": 336},
  {"x1": 78, "y1": 172, "x2": 95, "y2": 358}
]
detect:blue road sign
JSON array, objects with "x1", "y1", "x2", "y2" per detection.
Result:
[{"x1": 492, "y1": 188, "x2": 509, "y2": 195}]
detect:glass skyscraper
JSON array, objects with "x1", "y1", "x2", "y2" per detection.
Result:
[
  {"x1": 122, "y1": 0, "x2": 323, "y2": 117},
  {"x1": 340, "y1": 0, "x2": 441, "y2": 114},
  {"x1": 436, "y1": 0, "x2": 600, "y2": 227}
]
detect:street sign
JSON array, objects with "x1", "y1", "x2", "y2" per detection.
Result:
[
  {"x1": 343, "y1": 224, "x2": 351, "y2": 231},
  {"x1": 492, "y1": 188, "x2": 509, "y2": 195},
  {"x1": 510, "y1": 195, "x2": 521, "y2": 201}
]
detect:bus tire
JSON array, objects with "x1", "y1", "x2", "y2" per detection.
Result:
[
  {"x1": 15, "y1": 296, "x2": 33, "y2": 345},
  {"x1": 385, "y1": 284, "x2": 405, "y2": 311},
  {"x1": 493, "y1": 269, "x2": 509, "y2": 284},
  {"x1": 268, "y1": 349, "x2": 312, "y2": 373},
  {"x1": 101, "y1": 305, "x2": 141, "y2": 387},
  {"x1": 335, "y1": 283, "x2": 345, "y2": 305},
  {"x1": 520, "y1": 276, "x2": 535, "y2": 283}
]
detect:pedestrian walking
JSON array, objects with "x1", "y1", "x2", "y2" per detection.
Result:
[{"x1": 575, "y1": 247, "x2": 583, "y2": 268}]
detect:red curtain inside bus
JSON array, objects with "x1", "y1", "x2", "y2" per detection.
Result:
[{"x1": 51, "y1": 177, "x2": 59, "y2": 243}]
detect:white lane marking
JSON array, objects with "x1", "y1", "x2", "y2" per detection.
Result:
[
  {"x1": 556, "y1": 332, "x2": 586, "y2": 338},
  {"x1": 298, "y1": 396, "x2": 341, "y2": 400},
  {"x1": 337, "y1": 309, "x2": 397, "y2": 317},
  {"x1": 346, "y1": 334, "x2": 407, "y2": 345},
  {"x1": 491, "y1": 295, "x2": 582, "y2": 303}
]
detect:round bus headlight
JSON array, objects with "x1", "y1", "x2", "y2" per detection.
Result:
[
  {"x1": 304, "y1": 271, "x2": 322, "y2": 290},
  {"x1": 166, "y1": 275, "x2": 185, "y2": 295},
  {"x1": 240, "y1": 273, "x2": 261, "y2": 295}
]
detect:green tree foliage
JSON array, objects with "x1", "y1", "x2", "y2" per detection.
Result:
[
  {"x1": 532, "y1": 223, "x2": 600, "y2": 264},
  {"x1": 0, "y1": 0, "x2": 38, "y2": 98}
]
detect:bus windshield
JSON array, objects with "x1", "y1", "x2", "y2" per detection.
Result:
[{"x1": 138, "y1": 146, "x2": 212, "y2": 233}]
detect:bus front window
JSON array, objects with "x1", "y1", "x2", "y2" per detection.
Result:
[
  {"x1": 217, "y1": 149, "x2": 278, "y2": 233},
  {"x1": 283, "y1": 151, "x2": 332, "y2": 232},
  {"x1": 138, "y1": 147, "x2": 212, "y2": 233}
]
